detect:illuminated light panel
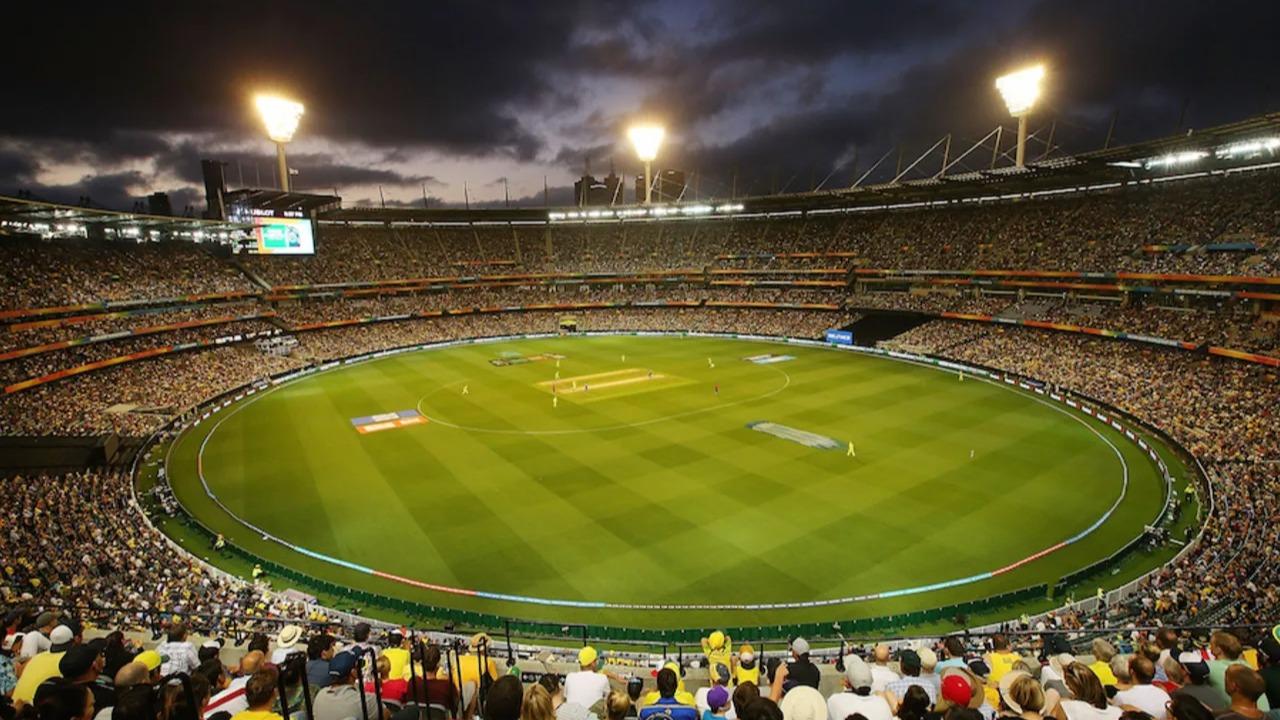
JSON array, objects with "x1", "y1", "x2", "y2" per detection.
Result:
[
  {"x1": 996, "y1": 64, "x2": 1046, "y2": 116},
  {"x1": 255, "y1": 94, "x2": 305, "y2": 143}
]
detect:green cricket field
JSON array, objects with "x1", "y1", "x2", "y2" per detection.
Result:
[{"x1": 164, "y1": 334, "x2": 1176, "y2": 629}]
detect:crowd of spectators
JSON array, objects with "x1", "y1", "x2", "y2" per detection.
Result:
[
  {"x1": 0, "y1": 240, "x2": 254, "y2": 312},
  {"x1": 880, "y1": 320, "x2": 1278, "y2": 628}
]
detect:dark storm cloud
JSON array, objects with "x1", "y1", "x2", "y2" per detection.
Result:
[
  {"x1": 153, "y1": 142, "x2": 441, "y2": 192},
  {"x1": 2, "y1": 1, "x2": 650, "y2": 158},
  {"x1": 2, "y1": 0, "x2": 1278, "y2": 210}
]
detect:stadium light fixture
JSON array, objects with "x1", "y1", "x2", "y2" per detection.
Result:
[
  {"x1": 255, "y1": 94, "x2": 305, "y2": 191},
  {"x1": 628, "y1": 124, "x2": 665, "y2": 204},
  {"x1": 995, "y1": 64, "x2": 1045, "y2": 168}
]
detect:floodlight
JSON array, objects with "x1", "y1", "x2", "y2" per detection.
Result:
[
  {"x1": 255, "y1": 95, "x2": 305, "y2": 143},
  {"x1": 628, "y1": 124, "x2": 665, "y2": 204},
  {"x1": 254, "y1": 94, "x2": 304, "y2": 191},
  {"x1": 628, "y1": 125, "x2": 665, "y2": 162},
  {"x1": 995, "y1": 65, "x2": 1045, "y2": 168},
  {"x1": 995, "y1": 65, "x2": 1045, "y2": 117}
]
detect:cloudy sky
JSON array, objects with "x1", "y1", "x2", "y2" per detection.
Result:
[{"x1": 2, "y1": 0, "x2": 1277, "y2": 212}]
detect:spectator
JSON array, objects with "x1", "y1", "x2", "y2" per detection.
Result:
[
  {"x1": 996, "y1": 673, "x2": 1045, "y2": 720},
  {"x1": 1258, "y1": 628, "x2": 1280, "y2": 710},
  {"x1": 1089, "y1": 643, "x2": 1119, "y2": 689},
  {"x1": 1217, "y1": 666, "x2": 1267, "y2": 720},
  {"x1": 639, "y1": 669, "x2": 698, "y2": 720},
  {"x1": 21, "y1": 613, "x2": 57, "y2": 660},
  {"x1": 60, "y1": 642, "x2": 113, "y2": 712},
  {"x1": 229, "y1": 667, "x2": 281, "y2": 720},
  {"x1": 13, "y1": 625, "x2": 76, "y2": 706},
  {"x1": 1164, "y1": 695, "x2": 1212, "y2": 720},
  {"x1": 363, "y1": 656, "x2": 407, "y2": 705},
  {"x1": 1113, "y1": 657, "x2": 1170, "y2": 720},
  {"x1": 1055, "y1": 664, "x2": 1121, "y2": 720},
  {"x1": 381, "y1": 633, "x2": 409, "y2": 683},
  {"x1": 306, "y1": 635, "x2": 337, "y2": 691},
  {"x1": 938, "y1": 639, "x2": 969, "y2": 673},
  {"x1": 524, "y1": 684, "x2": 558, "y2": 720},
  {"x1": 1170, "y1": 653, "x2": 1227, "y2": 711},
  {"x1": 735, "y1": 647, "x2": 761, "y2": 688},
  {"x1": 270, "y1": 626, "x2": 303, "y2": 666},
  {"x1": 986, "y1": 637, "x2": 1021, "y2": 707},
  {"x1": 31, "y1": 677, "x2": 94, "y2": 720},
  {"x1": 827, "y1": 656, "x2": 891, "y2": 720},
  {"x1": 696, "y1": 666, "x2": 734, "y2": 720},
  {"x1": 703, "y1": 685, "x2": 732, "y2": 720},
  {"x1": 777, "y1": 686, "x2": 826, "y2": 720},
  {"x1": 733, "y1": 684, "x2": 761, "y2": 720},
  {"x1": 566, "y1": 647, "x2": 623, "y2": 714},
  {"x1": 887, "y1": 651, "x2": 937, "y2": 706},
  {"x1": 486, "y1": 676, "x2": 525, "y2": 720},
  {"x1": 400, "y1": 645, "x2": 457, "y2": 714},
  {"x1": 742, "y1": 699, "x2": 783, "y2": 720},
  {"x1": 1, "y1": 632, "x2": 20, "y2": 697},
  {"x1": 204, "y1": 651, "x2": 265, "y2": 720},
  {"x1": 871, "y1": 646, "x2": 901, "y2": 694},
  {"x1": 892, "y1": 686, "x2": 931, "y2": 720},
  {"x1": 607, "y1": 691, "x2": 633, "y2": 720},
  {"x1": 313, "y1": 651, "x2": 386, "y2": 720},
  {"x1": 771, "y1": 639, "x2": 820, "y2": 701},
  {"x1": 158, "y1": 623, "x2": 200, "y2": 678},
  {"x1": 701, "y1": 634, "x2": 733, "y2": 687}
]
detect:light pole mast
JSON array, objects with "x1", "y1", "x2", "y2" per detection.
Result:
[
  {"x1": 995, "y1": 65, "x2": 1045, "y2": 168},
  {"x1": 255, "y1": 95, "x2": 305, "y2": 191},
  {"x1": 628, "y1": 125, "x2": 665, "y2": 204}
]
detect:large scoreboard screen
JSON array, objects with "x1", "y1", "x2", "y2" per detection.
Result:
[{"x1": 251, "y1": 216, "x2": 315, "y2": 255}]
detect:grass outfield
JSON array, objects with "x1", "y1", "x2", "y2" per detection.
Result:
[{"x1": 165, "y1": 335, "x2": 1174, "y2": 629}]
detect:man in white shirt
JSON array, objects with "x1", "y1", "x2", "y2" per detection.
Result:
[
  {"x1": 870, "y1": 645, "x2": 900, "y2": 694},
  {"x1": 828, "y1": 656, "x2": 892, "y2": 720},
  {"x1": 564, "y1": 646, "x2": 624, "y2": 713},
  {"x1": 1113, "y1": 657, "x2": 1171, "y2": 720},
  {"x1": 156, "y1": 622, "x2": 200, "y2": 677},
  {"x1": 20, "y1": 613, "x2": 56, "y2": 660}
]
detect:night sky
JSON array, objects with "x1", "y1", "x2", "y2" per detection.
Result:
[{"x1": 2, "y1": 0, "x2": 1278, "y2": 211}]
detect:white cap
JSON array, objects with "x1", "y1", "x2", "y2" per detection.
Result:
[{"x1": 791, "y1": 637, "x2": 810, "y2": 655}]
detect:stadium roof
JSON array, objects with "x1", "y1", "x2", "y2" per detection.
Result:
[
  {"x1": 321, "y1": 112, "x2": 1280, "y2": 224},
  {"x1": 0, "y1": 195, "x2": 250, "y2": 240}
]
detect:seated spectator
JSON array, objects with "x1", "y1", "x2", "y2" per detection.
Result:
[
  {"x1": 485, "y1": 676, "x2": 525, "y2": 720},
  {"x1": 31, "y1": 677, "x2": 95, "y2": 720},
  {"x1": 1113, "y1": 657, "x2": 1170, "y2": 720},
  {"x1": 1164, "y1": 695, "x2": 1212, "y2": 720},
  {"x1": 771, "y1": 640, "x2": 820, "y2": 702},
  {"x1": 996, "y1": 672, "x2": 1046, "y2": 720},
  {"x1": 1170, "y1": 653, "x2": 1226, "y2": 711},
  {"x1": 703, "y1": 685, "x2": 732, "y2": 720},
  {"x1": 607, "y1": 691, "x2": 633, "y2": 720},
  {"x1": 60, "y1": 642, "x2": 113, "y2": 712},
  {"x1": 892, "y1": 686, "x2": 931, "y2": 720},
  {"x1": 871, "y1": 646, "x2": 901, "y2": 694},
  {"x1": 363, "y1": 656, "x2": 407, "y2": 706},
  {"x1": 158, "y1": 623, "x2": 200, "y2": 678},
  {"x1": 827, "y1": 656, "x2": 891, "y2": 720},
  {"x1": 306, "y1": 635, "x2": 336, "y2": 692},
  {"x1": 741, "y1": 699, "x2": 783, "y2": 720},
  {"x1": 1089, "y1": 643, "x2": 1119, "y2": 689},
  {"x1": 566, "y1": 647, "x2": 623, "y2": 715},
  {"x1": 314, "y1": 651, "x2": 386, "y2": 720},
  {"x1": 1055, "y1": 664, "x2": 1121, "y2": 720},
  {"x1": 887, "y1": 651, "x2": 937, "y2": 706},
  {"x1": 13, "y1": 624, "x2": 76, "y2": 707},
  {"x1": 777, "y1": 686, "x2": 826, "y2": 720},
  {"x1": 639, "y1": 669, "x2": 698, "y2": 720},
  {"x1": 1216, "y1": 666, "x2": 1267, "y2": 720},
  {"x1": 696, "y1": 665, "x2": 735, "y2": 720},
  {"x1": 733, "y1": 683, "x2": 761, "y2": 720},
  {"x1": 229, "y1": 668, "x2": 281, "y2": 720}
]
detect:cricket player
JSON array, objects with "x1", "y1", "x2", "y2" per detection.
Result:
[
  {"x1": 847, "y1": 441, "x2": 856, "y2": 458},
  {"x1": 462, "y1": 384, "x2": 469, "y2": 395}
]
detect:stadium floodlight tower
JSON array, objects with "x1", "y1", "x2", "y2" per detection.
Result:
[
  {"x1": 628, "y1": 124, "x2": 665, "y2": 204},
  {"x1": 995, "y1": 64, "x2": 1045, "y2": 168},
  {"x1": 255, "y1": 94, "x2": 305, "y2": 192}
]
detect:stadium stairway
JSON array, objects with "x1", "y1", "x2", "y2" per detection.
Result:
[{"x1": 843, "y1": 311, "x2": 932, "y2": 347}]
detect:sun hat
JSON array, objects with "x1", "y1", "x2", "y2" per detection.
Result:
[
  {"x1": 1049, "y1": 653, "x2": 1075, "y2": 678},
  {"x1": 708, "y1": 631, "x2": 726, "y2": 650},
  {"x1": 778, "y1": 685, "x2": 827, "y2": 720},
  {"x1": 917, "y1": 647, "x2": 938, "y2": 669},
  {"x1": 998, "y1": 671, "x2": 1031, "y2": 714},
  {"x1": 277, "y1": 625, "x2": 302, "y2": 648},
  {"x1": 579, "y1": 646, "x2": 599, "y2": 667},
  {"x1": 843, "y1": 655, "x2": 873, "y2": 690},
  {"x1": 941, "y1": 673, "x2": 972, "y2": 706},
  {"x1": 707, "y1": 685, "x2": 730, "y2": 712},
  {"x1": 470, "y1": 632, "x2": 491, "y2": 649}
]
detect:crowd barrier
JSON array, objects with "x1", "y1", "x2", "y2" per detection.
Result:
[{"x1": 141, "y1": 331, "x2": 1198, "y2": 643}]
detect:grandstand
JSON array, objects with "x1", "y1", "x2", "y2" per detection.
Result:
[{"x1": 1, "y1": 106, "x2": 1277, "y2": 720}]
